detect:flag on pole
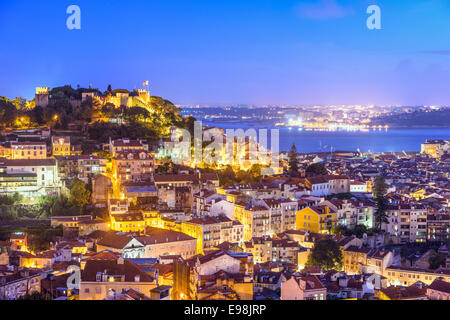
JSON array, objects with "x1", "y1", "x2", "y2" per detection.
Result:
[{"x1": 142, "y1": 80, "x2": 149, "y2": 87}]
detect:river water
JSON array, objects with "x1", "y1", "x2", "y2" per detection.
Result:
[{"x1": 201, "y1": 121, "x2": 450, "y2": 153}]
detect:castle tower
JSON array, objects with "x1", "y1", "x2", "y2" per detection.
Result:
[
  {"x1": 137, "y1": 89, "x2": 150, "y2": 104},
  {"x1": 35, "y1": 87, "x2": 50, "y2": 108}
]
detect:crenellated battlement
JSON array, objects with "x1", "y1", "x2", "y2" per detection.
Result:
[{"x1": 36, "y1": 87, "x2": 50, "y2": 95}]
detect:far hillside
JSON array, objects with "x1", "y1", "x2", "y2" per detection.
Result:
[{"x1": 372, "y1": 108, "x2": 450, "y2": 128}]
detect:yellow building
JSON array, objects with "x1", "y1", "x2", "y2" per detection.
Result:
[
  {"x1": 79, "y1": 251, "x2": 157, "y2": 300},
  {"x1": 297, "y1": 248, "x2": 311, "y2": 270},
  {"x1": 296, "y1": 205, "x2": 337, "y2": 234},
  {"x1": 234, "y1": 204, "x2": 270, "y2": 242},
  {"x1": 143, "y1": 210, "x2": 163, "y2": 229},
  {"x1": 52, "y1": 136, "x2": 81, "y2": 156},
  {"x1": 384, "y1": 266, "x2": 450, "y2": 287},
  {"x1": 110, "y1": 212, "x2": 146, "y2": 233},
  {"x1": 410, "y1": 189, "x2": 427, "y2": 201},
  {"x1": 421, "y1": 141, "x2": 439, "y2": 158},
  {"x1": 52, "y1": 136, "x2": 71, "y2": 156},
  {"x1": 181, "y1": 221, "x2": 204, "y2": 255},
  {"x1": 11, "y1": 142, "x2": 47, "y2": 159},
  {"x1": 51, "y1": 215, "x2": 94, "y2": 230}
]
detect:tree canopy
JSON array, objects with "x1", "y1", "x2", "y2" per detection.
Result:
[
  {"x1": 306, "y1": 163, "x2": 328, "y2": 176},
  {"x1": 373, "y1": 176, "x2": 389, "y2": 230},
  {"x1": 288, "y1": 144, "x2": 299, "y2": 177},
  {"x1": 69, "y1": 178, "x2": 91, "y2": 209},
  {"x1": 306, "y1": 239, "x2": 343, "y2": 271}
]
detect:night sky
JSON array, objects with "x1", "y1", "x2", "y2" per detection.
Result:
[{"x1": 1, "y1": 0, "x2": 450, "y2": 105}]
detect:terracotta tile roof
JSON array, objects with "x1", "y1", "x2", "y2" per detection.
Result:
[
  {"x1": 4, "y1": 159, "x2": 56, "y2": 166},
  {"x1": 427, "y1": 279, "x2": 450, "y2": 294},
  {"x1": 296, "y1": 275, "x2": 326, "y2": 291},
  {"x1": 11, "y1": 142, "x2": 46, "y2": 146},
  {"x1": 81, "y1": 256, "x2": 154, "y2": 283},
  {"x1": 154, "y1": 174, "x2": 199, "y2": 183},
  {"x1": 97, "y1": 232, "x2": 135, "y2": 250},
  {"x1": 138, "y1": 227, "x2": 195, "y2": 244},
  {"x1": 124, "y1": 288, "x2": 151, "y2": 300},
  {"x1": 151, "y1": 263, "x2": 173, "y2": 276},
  {"x1": 187, "y1": 216, "x2": 231, "y2": 225},
  {"x1": 381, "y1": 285, "x2": 426, "y2": 300},
  {"x1": 112, "y1": 139, "x2": 143, "y2": 147}
]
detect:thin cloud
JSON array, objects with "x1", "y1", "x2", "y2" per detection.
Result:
[{"x1": 294, "y1": 0, "x2": 355, "y2": 20}]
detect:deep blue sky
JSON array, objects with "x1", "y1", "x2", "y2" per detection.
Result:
[{"x1": 0, "y1": 0, "x2": 450, "y2": 106}]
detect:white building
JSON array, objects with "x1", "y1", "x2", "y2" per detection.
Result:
[{"x1": 0, "y1": 158, "x2": 60, "y2": 199}]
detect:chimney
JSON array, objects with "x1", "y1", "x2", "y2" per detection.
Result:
[{"x1": 324, "y1": 206, "x2": 330, "y2": 214}]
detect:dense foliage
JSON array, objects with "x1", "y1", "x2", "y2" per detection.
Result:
[
  {"x1": 288, "y1": 144, "x2": 299, "y2": 177},
  {"x1": 306, "y1": 239, "x2": 343, "y2": 271},
  {"x1": 306, "y1": 163, "x2": 328, "y2": 176},
  {"x1": 373, "y1": 176, "x2": 389, "y2": 230},
  {"x1": 0, "y1": 86, "x2": 188, "y2": 143}
]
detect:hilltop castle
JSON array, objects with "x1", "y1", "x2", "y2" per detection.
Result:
[{"x1": 34, "y1": 86, "x2": 151, "y2": 109}]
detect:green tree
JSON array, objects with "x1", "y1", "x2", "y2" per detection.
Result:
[
  {"x1": 373, "y1": 176, "x2": 389, "y2": 230},
  {"x1": 306, "y1": 163, "x2": 328, "y2": 176},
  {"x1": 306, "y1": 239, "x2": 343, "y2": 271},
  {"x1": 0, "y1": 192, "x2": 23, "y2": 206},
  {"x1": 69, "y1": 178, "x2": 91, "y2": 209},
  {"x1": 27, "y1": 225, "x2": 63, "y2": 252},
  {"x1": 373, "y1": 176, "x2": 388, "y2": 199},
  {"x1": 249, "y1": 164, "x2": 262, "y2": 179},
  {"x1": 37, "y1": 195, "x2": 59, "y2": 218},
  {"x1": 288, "y1": 144, "x2": 299, "y2": 177},
  {"x1": 73, "y1": 97, "x2": 95, "y2": 122},
  {"x1": 0, "y1": 97, "x2": 18, "y2": 128},
  {"x1": 352, "y1": 225, "x2": 368, "y2": 238},
  {"x1": 218, "y1": 165, "x2": 237, "y2": 186},
  {"x1": 429, "y1": 252, "x2": 446, "y2": 270},
  {"x1": 18, "y1": 292, "x2": 52, "y2": 300}
]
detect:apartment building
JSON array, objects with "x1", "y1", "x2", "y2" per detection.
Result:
[
  {"x1": 79, "y1": 251, "x2": 157, "y2": 300},
  {"x1": 264, "y1": 199, "x2": 298, "y2": 234},
  {"x1": 385, "y1": 266, "x2": 450, "y2": 287},
  {"x1": 281, "y1": 274, "x2": 327, "y2": 300},
  {"x1": 234, "y1": 203, "x2": 270, "y2": 242},
  {"x1": 10, "y1": 142, "x2": 47, "y2": 159},
  {"x1": 427, "y1": 214, "x2": 450, "y2": 242},
  {"x1": 112, "y1": 151, "x2": 153, "y2": 184},
  {"x1": 108, "y1": 138, "x2": 145, "y2": 156},
  {"x1": 0, "y1": 158, "x2": 60, "y2": 198},
  {"x1": 243, "y1": 236, "x2": 300, "y2": 265},
  {"x1": 55, "y1": 155, "x2": 107, "y2": 184},
  {"x1": 342, "y1": 246, "x2": 393, "y2": 275},
  {"x1": 296, "y1": 205, "x2": 338, "y2": 234},
  {"x1": 323, "y1": 199, "x2": 375, "y2": 229},
  {"x1": 181, "y1": 215, "x2": 243, "y2": 254},
  {"x1": 383, "y1": 204, "x2": 428, "y2": 243},
  {"x1": 135, "y1": 227, "x2": 197, "y2": 260},
  {"x1": 0, "y1": 270, "x2": 41, "y2": 300}
]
